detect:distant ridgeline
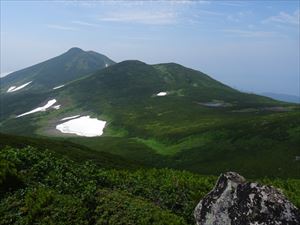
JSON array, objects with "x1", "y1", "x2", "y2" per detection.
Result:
[{"x1": 261, "y1": 92, "x2": 300, "y2": 104}]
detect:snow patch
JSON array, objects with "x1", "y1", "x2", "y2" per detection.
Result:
[
  {"x1": 105, "y1": 63, "x2": 108, "y2": 68},
  {"x1": 7, "y1": 86, "x2": 16, "y2": 92},
  {"x1": 53, "y1": 85, "x2": 65, "y2": 90},
  {"x1": 53, "y1": 105, "x2": 61, "y2": 110},
  {"x1": 16, "y1": 99, "x2": 57, "y2": 118},
  {"x1": 56, "y1": 116, "x2": 106, "y2": 137},
  {"x1": 61, "y1": 115, "x2": 81, "y2": 121},
  {"x1": 7, "y1": 81, "x2": 32, "y2": 93},
  {"x1": 156, "y1": 92, "x2": 167, "y2": 96}
]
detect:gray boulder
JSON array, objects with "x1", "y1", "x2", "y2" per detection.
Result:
[{"x1": 194, "y1": 172, "x2": 300, "y2": 225}]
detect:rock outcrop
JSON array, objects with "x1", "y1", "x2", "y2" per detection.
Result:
[{"x1": 194, "y1": 172, "x2": 300, "y2": 225}]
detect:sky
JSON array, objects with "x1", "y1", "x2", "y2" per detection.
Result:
[{"x1": 1, "y1": 0, "x2": 299, "y2": 96}]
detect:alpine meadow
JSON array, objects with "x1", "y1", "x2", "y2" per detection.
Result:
[{"x1": 1, "y1": 1, "x2": 299, "y2": 225}]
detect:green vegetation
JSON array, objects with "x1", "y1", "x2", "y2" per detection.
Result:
[
  {"x1": 0, "y1": 133, "x2": 136, "y2": 169},
  {"x1": 0, "y1": 146, "x2": 299, "y2": 224},
  {"x1": 1, "y1": 60, "x2": 299, "y2": 180},
  {"x1": 66, "y1": 110, "x2": 300, "y2": 178}
]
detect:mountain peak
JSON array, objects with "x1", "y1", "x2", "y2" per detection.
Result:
[
  {"x1": 1, "y1": 47, "x2": 115, "y2": 91},
  {"x1": 119, "y1": 60, "x2": 148, "y2": 66},
  {"x1": 66, "y1": 47, "x2": 84, "y2": 54}
]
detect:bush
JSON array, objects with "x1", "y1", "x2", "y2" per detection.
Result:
[
  {"x1": 0, "y1": 159, "x2": 23, "y2": 196},
  {"x1": 95, "y1": 189, "x2": 187, "y2": 225},
  {"x1": 0, "y1": 146, "x2": 299, "y2": 225}
]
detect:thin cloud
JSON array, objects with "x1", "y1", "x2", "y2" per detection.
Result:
[
  {"x1": 98, "y1": 11, "x2": 177, "y2": 25},
  {"x1": 71, "y1": 20, "x2": 99, "y2": 27},
  {"x1": 263, "y1": 10, "x2": 299, "y2": 25},
  {"x1": 227, "y1": 15, "x2": 240, "y2": 22},
  {"x1": 227, "y1": 11, "x2": 253, "y2": 23},
  {"x1": 195, "y1": 10, "x2": 224, "y2": 16},
  {"x1": 61, "y1": 1, "x2": 98, "y2": 8},
  {"x1": 72, "y1": 0, "x2": 210, "y2": 6},
  {"x1": 169, "y1": 0, "x2": 211, "y2": 5},
  {"x1": 217, "y1": 1, "x2": 247, "y2": 7},
  {"x1": 223, "y1": 29, "x2": 281, "y2": 38},
  {"x1": 47, "y1": 24, "x2": 78, "y2": 31}
]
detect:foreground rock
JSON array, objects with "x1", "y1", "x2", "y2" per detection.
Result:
[{"x1": 194, "y1": 172, "x2": 300, "y2": 225}]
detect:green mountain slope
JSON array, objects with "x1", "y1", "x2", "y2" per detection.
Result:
[
  {"x1": 64, "y1": 60, "x2": 277, "y2": 106},
  {"x1": 1, "y1": 59, "x2": 299, "y2": 178},
  {"x1": 0, "y1": 47, "x2": 115, "y2": 93},
  {"x1": 55, "y1": 60, "x2": 283, "y2": 139},
  {"x1": 0, "y1": 133, "x2": 136, "y2": 169},
  {"x1": 0, "y1": 145, "x2": 299, "y2": 224},
  {"x1": 1, "y1": 60, "x2": 281, "y2": 135}
]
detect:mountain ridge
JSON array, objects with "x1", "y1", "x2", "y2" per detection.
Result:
[
  {"x1": 0, "y1": 47, "x2": 115, "y2": 93},
  {"x1": 261, "y1": 92, "x2": 300, "y2": 104}
]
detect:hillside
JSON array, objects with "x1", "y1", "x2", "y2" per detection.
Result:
[
  {"x1": 1, "y1": 58, "x2": 299, "y2": 178},
  {"x1": 0, "y1": 146, "x2": 299, "y2": 224},
  {"x1": 0, "y1": 47, "x2": 115, "y2": 93},
  {"x1": 0, "y1": 133, "x2": 136, "y2": 169}
]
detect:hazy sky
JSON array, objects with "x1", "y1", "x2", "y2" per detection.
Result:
[{"x1": 1, "y1": 0, "x2": 299, "y2": 95}]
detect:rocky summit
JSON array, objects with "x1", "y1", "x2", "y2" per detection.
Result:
[{"x1": 194, "y1": 172, "x2": 300, "y2": 225}]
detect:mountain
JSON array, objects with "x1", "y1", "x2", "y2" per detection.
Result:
[
  {"x1": 1, "y1": 60, "x2": 279, "y2": 132},
  {"x1": 261, "y1": 92, "x2": 300, "y2": 104},
  {"x1": 0, "y1": 47, "x2": 115, "y2": 93},
  {"x1": 58, "y1": 60, "x2": 278, "y2": 109},
  {"x1": 1, "y1": 55, "x2": 299, "y2": 178}
]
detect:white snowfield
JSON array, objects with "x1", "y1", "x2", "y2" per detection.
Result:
[
  {"x1": 53, "y1": 105, "x2": 61, "y2": 110},
  {"x1": 16, "y1": 99, "x2": 57, "y2": 118},
  {"x1": 156, "y1": 92, "x2": 167, "y2": 96},
  {"x1": 61, "y1": 115, "x2": 81, "y2": 121},
  {"x1": 7, "y1": 81, "x2": 32, "y2": 93},
  {"x1": 53, "y1": 85, "x2": 65, "y2": 90},
  {"x1": 105, "y1": 63, "x2": 108, "y2": 67},
  {"x1": 56, "y1": 116, "x2": 106, "y2": 137}
]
